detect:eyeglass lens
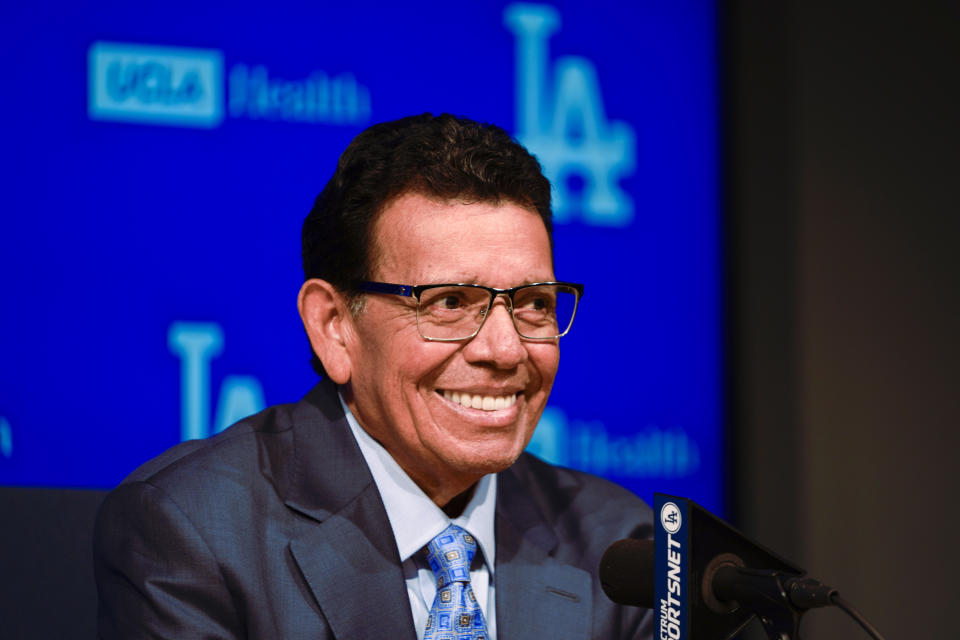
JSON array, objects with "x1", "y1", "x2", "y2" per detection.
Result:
[{"x1": 416, "y1": 284, "x2": 578, "y2": 340}]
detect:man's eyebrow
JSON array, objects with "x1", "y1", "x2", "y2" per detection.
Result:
[
  {"x1": 417, "y1": 277, "x2": 480, "y2": 285},
  {"x1": 418, "y1": 277, "x2": 554, "y2": 287}
]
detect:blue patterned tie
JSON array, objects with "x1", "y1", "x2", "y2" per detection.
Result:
[{"x1": 423, "y1": 524, "x2": 489, "y2": 640}]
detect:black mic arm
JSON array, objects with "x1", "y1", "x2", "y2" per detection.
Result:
[
  {"x1": 708, "y1": 559, "x2": 886, "y2": 640},
  {"x1": 704, "y1": 552, "x2": 837, "y2": 610},
  {"x1": 704, "y1": 553, "x2": 837, "y2": 640}
]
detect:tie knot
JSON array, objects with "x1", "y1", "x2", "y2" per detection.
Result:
[{"x1": 425, "y1": 524, "x2": 477, "y2": 588}]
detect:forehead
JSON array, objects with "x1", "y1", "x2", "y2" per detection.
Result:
[{"x1": 371, "y1": 191, "x2": 554, "y2": 285}]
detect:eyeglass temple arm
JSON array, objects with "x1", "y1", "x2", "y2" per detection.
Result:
[{"x1": 357, "y1": 281, "x2": 415, "y2": 297}]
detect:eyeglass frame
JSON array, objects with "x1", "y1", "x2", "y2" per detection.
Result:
[{"x1": 356, "y1": 280, "x2": 584, "y2": 342}]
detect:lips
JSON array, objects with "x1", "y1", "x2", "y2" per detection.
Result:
[{"x1": 439, "y1": 389, "x2": 519, "y2": 411}]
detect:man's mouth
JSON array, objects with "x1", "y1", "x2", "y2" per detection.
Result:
[{"x1": 439, "y1": 389, "x2": 519, "y2": 411}]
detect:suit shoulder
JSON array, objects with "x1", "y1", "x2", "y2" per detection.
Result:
[
  {"x1": 121, "y1": 401, "x2": 297, "y2": 489},
  {"x1": 512, "y1": 452, "x2": 650, "y2": 505},
  {"x1": 506, "y1": 452, "x2": 653, "y2": 535},
  {"x1": 97, "y1": 401, "x2": 307, "y2": 549}
]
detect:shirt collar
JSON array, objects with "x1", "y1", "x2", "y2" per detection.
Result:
[{"x1": 338, "y1": 392, "x2": 497, "y2": 572}]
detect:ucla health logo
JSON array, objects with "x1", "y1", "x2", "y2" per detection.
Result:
[
  {"x1": 89, "y1": 42, "x2": 224, "y2": 128},
  {"x1": 88, "y1": 41, "x2": 371, "y2": 129},
  {"x1": 527, "y1": 407, "x2": 701, "y2": 479},
  {"x1": 505, "y1": 4, "x2": 636, "y2": 226}
]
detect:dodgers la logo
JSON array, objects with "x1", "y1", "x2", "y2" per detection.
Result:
[
  {"x1": 504, "y1": 3, "x2": 636, "y2": 226},
  {"x1": 0, "y1": 417, "x2": 11, "y2": 459},
  {"x1": 660, "y1": 501, "x2": 682, "y2": 534},
  {"x1": 168, "y1": 323, "x2": 265, "y2": 441}
]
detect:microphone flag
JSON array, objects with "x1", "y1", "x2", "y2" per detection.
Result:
[
  {"x1": 654, "y1": 494, "x2": 691, "y2": 640},
  {"x1": 654, "y1": 494, "x2": 804, "y2": 640}
]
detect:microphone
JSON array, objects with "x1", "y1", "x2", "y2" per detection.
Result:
[
  {"x1": 599, "y1": 539, "x2": 836, "y2": 610},
  {"x1": 598, "y1": 494, "x2": 835, "y2": 640},
  {"x1": 599, "y1": 539, "x2": 655, "y2": 607}
]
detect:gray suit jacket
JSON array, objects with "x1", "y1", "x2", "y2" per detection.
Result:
[{"x1": 94, "y1": 381, "x2": 653, "y2": 639}]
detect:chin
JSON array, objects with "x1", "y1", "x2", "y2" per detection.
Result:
[{"x1": 441, "y1": 436, "x2": 531, "y2": 479}]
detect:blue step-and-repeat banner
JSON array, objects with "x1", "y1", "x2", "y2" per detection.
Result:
[{"x1": 0, "y1": 2, "x2": 721, "y2": 513}]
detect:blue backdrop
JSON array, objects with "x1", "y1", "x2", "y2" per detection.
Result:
[{"x1": 0, "y1": 1, "x2": 721, "y2": 513}]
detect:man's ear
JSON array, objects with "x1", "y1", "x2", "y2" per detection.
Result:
[{"x1": 297, "y1": 279, "x2": 356, "y2": 384}]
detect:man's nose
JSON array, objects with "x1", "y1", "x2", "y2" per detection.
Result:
[{"x1": 463, "y1": 298, "x2": 527, "y2": 368}]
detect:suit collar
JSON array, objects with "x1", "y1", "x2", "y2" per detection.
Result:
[
  {"x1": 283, "y1": 379, "x2": 372, "y2": 521},
  {"x1": 283, "y1": 380, "x2": 417, "y2": 640},
  {"x1": 495, "y1": 458, "x2": 593, "y2": 640}
]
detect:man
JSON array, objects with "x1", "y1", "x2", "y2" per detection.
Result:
[{"x1": 94, "y1": 113, "x2": 653, "y2": 639}]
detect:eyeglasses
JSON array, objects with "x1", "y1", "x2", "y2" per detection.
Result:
[{"x1": 357, "y1": 281, "x2": 584, "y2": 342}]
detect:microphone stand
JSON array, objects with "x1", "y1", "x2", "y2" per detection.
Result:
[{"x1": 712, "y1": 566, "x2": 807, "y2": 640}]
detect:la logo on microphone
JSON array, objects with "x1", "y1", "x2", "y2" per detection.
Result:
[{"x1": 661, "y1": 502, "x2": 682, "y2": 534}]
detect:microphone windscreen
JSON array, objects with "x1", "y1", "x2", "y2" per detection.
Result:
[{"x1": 599, "y1": 538, "x2": 655, "y2": 608}]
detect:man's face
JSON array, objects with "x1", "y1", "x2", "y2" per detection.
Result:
[{"x1": 342, "y1": 192, "x2": 560, "y2": 501}]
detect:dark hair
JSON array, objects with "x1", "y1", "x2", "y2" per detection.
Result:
[{"x1": 301, "y1": 112, "x2": 553, "y2": 376}]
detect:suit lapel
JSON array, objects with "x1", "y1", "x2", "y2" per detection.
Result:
[
  {"x1": 288, "y1": 484, "x2": 416, "y2": 640},
  {"x1": 495, "y1": 465, "x2": 593, "y2": 640},
  {"x1": 282, "y1": 382, "x2": 417, "y2": 640}
]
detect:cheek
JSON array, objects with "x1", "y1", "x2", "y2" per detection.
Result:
[
  {"x1": 530, "y1": 345, "x2": 561, "y2": 387},
  {"x1": 394, "y1": 345, "x2": 462, "y2": 393},
  {"x1": 351, "y1": 338, "x2": 412, "y2": 409}
]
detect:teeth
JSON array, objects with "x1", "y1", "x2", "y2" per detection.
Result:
[{"x1": 442, "y1": 390, "x2": 518, "y2": 411}]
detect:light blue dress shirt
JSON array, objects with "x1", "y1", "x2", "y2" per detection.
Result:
[{"x1": 340, "y1": 395, "x2": 498, "y2": 640}]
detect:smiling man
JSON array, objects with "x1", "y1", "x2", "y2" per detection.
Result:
[{"x1": 94, "y1": 114, "x2": 653, "y2": 639}]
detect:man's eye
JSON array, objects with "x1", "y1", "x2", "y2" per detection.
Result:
[
  {"x1": 438, "y1": 295, "x2": 462, "y2": 310},
  {"x1": 519, "y1": 296, "x2": 550, "y2": 312}
]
